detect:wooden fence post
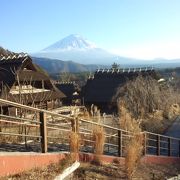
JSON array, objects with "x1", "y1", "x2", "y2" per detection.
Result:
[
  {"x1": 71, "y1": 117, "x2": 79, "y2": 133},
  {"x1": 118, "y1": 130, "x2": 122, "y2": 157},
  {"x1": 144, "y1": 132, "x2": 147, "y2": 155},
  {"x1": 156, "y1": 135, "x2": 160, "y2": 156},
  {"x1": 40, "y1": 112, "x2": 47, "y2": 153},
  {"x1": 24, "y1": 124, "x2": 27, "y2": 149},
  {"x1": 179, "y1": 140, "x2": 180, "y2": 157},
  {"x1": 168, "y1": 138, "x2": 171, "y2": 156},
  {"x1": 75, "y1": 117, "x2": 79, "y2": 133}
]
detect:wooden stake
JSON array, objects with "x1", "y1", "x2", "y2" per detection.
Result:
[{"x1": 40, "y1": 112, "x2": 47, "y2": 153}]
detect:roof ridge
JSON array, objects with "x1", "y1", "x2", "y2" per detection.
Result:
[
  {"x1": 0, "y1": 53, "x2": 29, "y2": 61},
  {"x1": 95, "y1": 67, "x2": 154, "y2": 74}
]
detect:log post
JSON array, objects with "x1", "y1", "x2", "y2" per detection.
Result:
[
  {"x1": 179, "y1": 140, "x2": 180, "y2": 157},
  {"x1": 40, "y1": 112, "x2": 47, "y2": 153},
  {"x1": 24, "y1": 123, "x2": 27, "y2": 149},
  {"x1": 144, "y1": 132, "x2": 147, "y2": 156},
  {"x1": 118, "y1": 130, "x2": 122, "y2": 157},
  {"x1": 168, "y1": 138, "x2": 171, "y2": 156},
  {"x1": 156, "y1": 135, "x2": 160, "y2": 156}
]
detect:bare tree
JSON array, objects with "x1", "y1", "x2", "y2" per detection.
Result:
[{"x1": 115, "y1": 75, "x2": 178, "y2": 119}]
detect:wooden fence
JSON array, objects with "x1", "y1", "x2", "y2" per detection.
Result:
[{"x1": 0, "y1": 98, "x2": 180, "y2": 157}]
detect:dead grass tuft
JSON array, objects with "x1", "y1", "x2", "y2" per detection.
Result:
[
  {"x1": 119, "y1": 101, "x2": 143, "y2": 180},
  {"x1": 69, "y1": 131, "x2": 80, "y2": 161},
  {"x1": 125, "y1": 134, "x2": 143, "y2": 180},
  {"x1": 92, "y1": 125, "x2": 105, "y2": 164},
  {"x1": 93, "y1": 125, "x2": 105, "y2": 155}
]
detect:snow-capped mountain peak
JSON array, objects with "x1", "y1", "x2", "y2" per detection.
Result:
[
  {"x1": 42, "y1": 34, "x2": 97, "y2": 52},
  {"x1": 33, "y1": 34, "x2": 132, "y2": 65}
]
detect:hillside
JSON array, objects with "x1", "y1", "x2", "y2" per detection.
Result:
[
  {"x1": 1, "y1": 46, "x2": 179, "y2": 74},
  {"x1": 32, "y1": 57, "x2": 109, "y2": 73}
]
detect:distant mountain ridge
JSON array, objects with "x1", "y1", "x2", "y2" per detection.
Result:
[
  {"x1": 32, "y1": 56, "x2": 180, "y2": 74},
  {"x1": 31, "y1": 57, "x2": 109, "y2": 73},
  {"x1": 1, "y1": 37, "x2": 180, "y2": 75},
  {"x1": 32, "y1": 34, "x2": 180, "y2": 66}
]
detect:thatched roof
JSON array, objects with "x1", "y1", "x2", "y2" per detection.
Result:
[
  {"x1": 0, "y1": 47, "x2": 16, "y2": 57},
  {"x1": 82, "y1": 68, "x2": 158, "y2": 104},
  {"x1": 0, "y1": 54, "x2": 65, "y2": 102},
  {"x1": 0, "y1": 54, "x2": 26, "y2": 93},
  {"x1": 55, "y1": 82, "x2": 80, "y2": 99}
]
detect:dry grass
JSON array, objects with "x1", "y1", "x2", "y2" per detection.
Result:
[
  {"x1": 92, "y1": 125, "x2": 105, "y2": 165},
  {"x1": 75, "y1": 162, "x2": 180, "y2": 180},
  {"x1": 115, "y1": 75, "x2": 180, "y2": 133},
  {"x1": 77, "y1": 109, "x2": 90, "y2": 119},
  {"x1": 125, "y1": 134, "x2": 143, "y2": 180},
  {"x1": 119, "y1": 101, "x2": 143, "y2": 180},
  {"x1": 142, "y1": 105, "x2": 180, "y2": 133},
  {"x1": 69, "y1": 131, "x2": 80, "y2": 161},
  {"x1": 93, "y1": 125, "x2": 105, "y2": 155},
  {"x1": 119, "y1": 101, "x2": 141, "y2": 133}
]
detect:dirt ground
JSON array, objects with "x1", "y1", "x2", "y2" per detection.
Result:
[
  {"x1": 1, "y1": 160, "x2": 180, "y2": 180},
  {"x1": 74, "y1": 162, "x2": 180, "y2": 180}
]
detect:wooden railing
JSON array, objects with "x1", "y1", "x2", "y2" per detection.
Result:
[
  {"x1": 0, "y1": 98, "x2": 180, "y2": 157},
  {"x1": 144, "y1": 131, "x2": 180, "y2": 157}
]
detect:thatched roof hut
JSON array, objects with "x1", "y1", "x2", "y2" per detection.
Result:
[
  {"x1": 55, "y1": 81, "x2": 80, "y2": 105},
  {"x1": 0, "y1": 54, "x2": 65, "y2": 110},
  {"x1": 82, "y1": 68, "x2": 158, "y2": 112}
]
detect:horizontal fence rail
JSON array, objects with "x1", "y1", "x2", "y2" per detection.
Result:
[
  {"x1": 0, "y1": 98, "x2": 180, "y2": 157},
  {"x1": 145, "y1": 131, "x2": 180, "y2": 157}
]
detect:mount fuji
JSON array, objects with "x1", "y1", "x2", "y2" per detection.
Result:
[
  {"x1": 32, "y1": 34, "x2": 134, "y2": 65},
  {"x1": 43, "y1": 34, "x2": 97, "y2": 51}
]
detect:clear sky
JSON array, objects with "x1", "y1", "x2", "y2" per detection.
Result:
[{"x1": 1, "y1": 0, "x2": 180, "y2": 60}]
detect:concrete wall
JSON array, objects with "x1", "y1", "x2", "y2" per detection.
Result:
[
  {"x1": 0, "y1": 153, "x2": 65, "y2": 177},
  {"x1": 141, "y1": 155, "x2": 180, "y2": 164},
  {"x1": 0, "y1": 152, "x2": 180, "y2": 177}
]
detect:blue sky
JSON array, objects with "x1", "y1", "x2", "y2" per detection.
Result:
[{"x1": 1, "y1": 0, "x2": 180, "y2": 59}]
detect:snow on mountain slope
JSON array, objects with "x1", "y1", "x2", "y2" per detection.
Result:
[
  {"x1": 42, "y1": 34, "x2": 96, "y2": 51},
  {"x1": 32, "y1": 34, "x2": 134, "y2": 65}
]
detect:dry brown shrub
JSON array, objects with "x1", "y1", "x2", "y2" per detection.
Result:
[
  {"x1": 77, "y1": 109, "x2": 90, "y2": 119},
  {"x1": 115, "y1": 75, "x2": 180, "y2": 133},
  {"x1": 143, "y1": 106, "x2": 180, "y2": 133},
  {"x1": 142, "y1": 110, "x2": 164, "y2": 133},
  {"x1": 92, "y1": 125, "x2": 105, "y2": 164},
  {"x1": 119, "y1": 101, "x2": 141, "y2": 133},
  {"x1": 167, "y1": 104, "x2": 180, "y2": 119},
  {"x1": 125, "y1": 134, "x2": 143, "y2": 180},
  {"x1": 69, "y1": 131, "x2": 80, "y2": 161},
  {"x1": 119, "y1": 101, "x2": 143, "y2": 180},
  {"x1": 93, "y1": 125, "x2": 105, "y2": 155}
]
